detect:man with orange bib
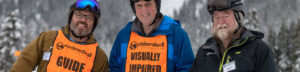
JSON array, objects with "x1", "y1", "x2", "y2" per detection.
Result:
[
  {"x1": 10, "y1": 0, "x2": 108, "y2": 72},
  {"x1": 109, "y1": 0, "x2": 195, "y2": 72}
]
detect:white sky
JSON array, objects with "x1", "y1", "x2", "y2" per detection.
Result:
[{"x1": 160, "y1": 0, "x2": 188, "y2": 17}]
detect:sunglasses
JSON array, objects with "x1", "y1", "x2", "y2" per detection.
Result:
[
  {"x1": 74, "y1": 11, "x2": 95, "y2": 22},
  {"x1": 130, "y1": 0, "x2": 152, "y2": 3},
  {"x1": 76, "y1": 0, "x2": 100, "y2": 13}
]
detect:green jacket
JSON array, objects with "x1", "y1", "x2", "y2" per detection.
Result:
[{"x1": 10, "y1": 25, "x2": 109, "y2": 72}]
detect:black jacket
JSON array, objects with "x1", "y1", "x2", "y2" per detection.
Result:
[{"x1": 189, "y1": 28, "x2": 277, "y2": 72}]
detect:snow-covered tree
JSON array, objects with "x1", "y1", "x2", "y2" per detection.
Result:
[
  {"x1": 0, "y1": 9, "x2": 25, "y2": 72},
  {"x1": 243, "y1": 9, "x2": 261, "y2": 31},
  {"x1": 272, "y1": 18, "x2": 300, "y2": 72}
]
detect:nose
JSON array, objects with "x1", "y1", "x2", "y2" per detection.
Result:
[
  {"x1": 141, "y1": 6, "x2": 149, "y2": 14},
  {"x1": 80, "y1": 16, "x2": 87, "y2": 22},
  {"x1": 216, "y1": 17, "x2": 226, "y2": 24}
]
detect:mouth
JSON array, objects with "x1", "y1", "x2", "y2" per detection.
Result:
[
  {"x1": 217, "y1": 24, "x2": 228, "y2": 30},
  {"x1": 76, "y1": 23, "x2": 87, "y2": 29},
  {"x1": 218, "y1": 26, "x2": 227, "y2": 29},
  {"x1": 142, "y1": 13, "x2": 150, "y2": 17}
]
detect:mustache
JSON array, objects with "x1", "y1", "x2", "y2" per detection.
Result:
[
  {"x1": 76, "y1": 21, "x2": 87, "y2": 26},
  {"x1": 211, "y1": 23, "x2": 227, "y2": 34},
  {"x1": 217, "y1": 24, "x2": 227, "y2": 29}
]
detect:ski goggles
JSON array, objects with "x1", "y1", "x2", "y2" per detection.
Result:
[
  {"x1": 130, "y1": 0, "x2": 152, "y2": 3},
  {"x1": 76, "y1": 0, "x2": 100, "y2": 13},
  {"x1": 208, "y1": 0, "x2": 242, "y2": 14}
]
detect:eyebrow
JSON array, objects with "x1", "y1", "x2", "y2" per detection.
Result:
[{"x1": 224, "y1": 11, "x2": 231, "y2": 15}]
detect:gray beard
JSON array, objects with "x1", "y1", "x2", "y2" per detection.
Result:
[
  {"x1": 70, "y1": 23, "x2": 92, "y2": 37},
  {"x1": 212, "y1": 24, "x2": 238, "y2": 41}
]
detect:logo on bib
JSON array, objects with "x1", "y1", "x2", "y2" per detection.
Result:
[
  {"x1": 55, "y1": 42, "x2": 92, "y2": 57},
  {"x1": 130, "y1": 41, "x2": 138, "y2": 50},
  {"x1": 129, "y1": 41, "x2": 165, "y2": 50},
  {"x1": 57, "y1": 42, "x2": 64, "y2": 50}
]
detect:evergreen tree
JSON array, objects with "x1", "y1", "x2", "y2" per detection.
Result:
[
  {"x1": 277, "y1": 22, "x2": 292, "y2": 72},
  {"x1": 173, "y1": 0, "x2": 211, "y2": 54},
  {"x1": 269, "y1": 18, "x2": 300, "y2": 72},
  {"x1": 0, "y1": 10, "x2": 24, "y2": 72},
  {"x1": 267, "y1": 27, "x2": 279, "y2": 70},
  {"x1": 289, "y1": 19, "x2": 300, "y2": 72},
  {"x1": 243, "y1": 9, "x2": 260, "y2": 30}
]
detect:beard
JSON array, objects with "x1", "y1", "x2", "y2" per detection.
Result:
[
  {"x1": 70, "y1": 21, "x2": 92, "y2": 36},
  {"x1": 212, "y1": 23, "x2": 238, "y2": 41}
]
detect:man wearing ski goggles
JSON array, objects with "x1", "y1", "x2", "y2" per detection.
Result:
[{"x1": 11, "y1": 0, "x2": 109, "y2": 72}]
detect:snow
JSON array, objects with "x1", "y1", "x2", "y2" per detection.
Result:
[
  {"x1": 11, "y1": 9, "x2": 20, "y2": 16},
  {"x1": 241, "y1": 0, "x2": 245, "y2": 3},
  {"x1": 278, "y1": 53, "x2": 290, "y2": 69},
  {"x1": 15, "y1": 31, "x2": 21, "y2": 38},
  {"x1": 195, "y1": 2, "x2": 201, "y2": 18},
  {"x1": 35, "y1": 13, "x2": 42, "y2": 20},
  {"x1": 296, "y1": 50, "x2": 300, "y2": 55},
  {"x1": 14, "y1": 0, "x2": 19, "y2": 6},
  {"x1": 161, "y1": 0, "x2": 188, "y2": 17},
  {"x1": 296, "y1": 58, "x2": 300, "y2": 71},
  {"x1": 195, "y1": 1, "x2": 205, "y2": 18},
  {"x1": 15, "y1": 20, "x2": 24, "y2": 29},
  {"x1": 0, "y1": 47, "x2": 6, "y2": 53},
  {"x1": 181, "y1": 23, "x2": 185, "y2": 28},
  {"x1": 205, "y1": 22, "x2": 212, "y2": 30}
]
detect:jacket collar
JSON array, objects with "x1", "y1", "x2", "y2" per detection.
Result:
[
  {"x1": 61, "y1": 24, "x2": 97, "y2": 44},
  {"x1": 201, "y1": 27, "x2": 264, "y2": 55},
  {"x1": 131, "y1": 14, "x2": 163, "y2": 37},
  {"x1": 131, "y1": 15, "x2": 180, "y2": 37},
  {"x1": 229, "y1": 28, "x2": 264, "y2": 47}
]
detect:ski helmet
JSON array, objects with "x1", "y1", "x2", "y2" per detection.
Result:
[
  {"x1": 68, "y1": 0, "x2": 100, "y2": 33},
  {"x1": 130, "y1": 0, "x2": 161, "y2": 14},
  {"x1": 207, "y1": 0, "x2": 244, "y2": 24}
]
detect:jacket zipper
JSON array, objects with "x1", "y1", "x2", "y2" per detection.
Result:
[
  {"x1": 218, "y1": 46, "x2": 234, "y2": 72},
  {"x1": 218, "y1": 37, "x2": 249, "y2": 72}
]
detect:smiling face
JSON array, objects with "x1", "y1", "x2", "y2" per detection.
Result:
[
  {"x1": 70, "y1": 10, "x2": 95, "y2": 36},
  {"x1": 134, "y1": 0, "x2": 157, "y2": 26},
  {"x1": 211, "y1": 9, "x2": 238, "y2": 41}
]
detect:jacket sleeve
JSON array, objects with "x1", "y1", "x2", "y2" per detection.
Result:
[
  {"x1": 174, "y1": 28, "x2": 195, "y2": 72},
  {"x1": 189, "y1": 47, "x2": 204, "y2": 72},
  {"x1": 254, "y1": 41, "x2": 277, "y2": 72},
  {"x1": 109, "y1": 32, "x2": 123, "y2": 72},
  {"x1": 10, "y1": 32, "x2": 47, "y2": 72},
  {"x1": 93, "y1": 48, "x2": 109, "y2": 72}
]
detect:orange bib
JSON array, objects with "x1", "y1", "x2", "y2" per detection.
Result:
[
  {"x1": 47, "y1": 30, "x2": 98, "y2": 72},
  {"x1": 125, "y1": 32, "x2": 168, "y2": 72}
]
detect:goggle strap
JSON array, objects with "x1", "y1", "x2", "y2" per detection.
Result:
[{"x1": 131, "y1": 0, "x2": 152, "y2": 3}]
